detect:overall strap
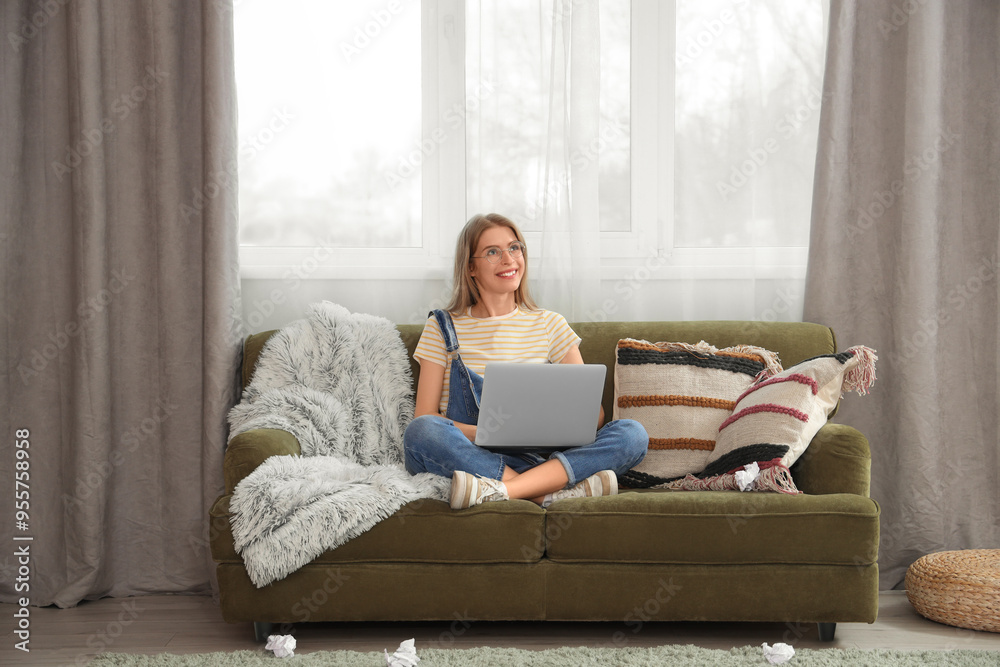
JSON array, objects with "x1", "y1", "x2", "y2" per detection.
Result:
[{"x1": 429, "y1": 309, "x2": 460, "y2": 354}]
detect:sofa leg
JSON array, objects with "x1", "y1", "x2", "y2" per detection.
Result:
[
  {"x1": 817, "y1": 622, "x2": 836, "y2": 641},
  {"x1": 253, "y1": 622, "x2": 274, "y2": 643}
]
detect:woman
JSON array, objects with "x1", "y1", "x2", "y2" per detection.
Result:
[{"x1": 403, "y1": 213, "x2": 648, "y2": 509}]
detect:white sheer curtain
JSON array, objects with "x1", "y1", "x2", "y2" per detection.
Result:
[
  {"x1": 674, "y1": 1, "x2": 826, "y2": 254},
  {"x1": 460, "y1": 0, "x2": 828, "y2": 325},
  {"x1": 466, "y1": 0, "x2": 604, "y2": 320}
]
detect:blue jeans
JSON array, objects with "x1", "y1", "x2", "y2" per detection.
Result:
[{"x1": 404, "y1": 416, "x2": 648, "y2": 487}]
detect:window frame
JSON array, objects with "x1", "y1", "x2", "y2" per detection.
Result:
[{"x1": 238, "y1": 0, "x2": 674, "y2": 280}]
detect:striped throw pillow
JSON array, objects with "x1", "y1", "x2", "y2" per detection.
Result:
[
  {"x1": 614, "y1": 339, "x2": 782, "y2": 488},
  {"x1": 668, "y1": 346, "x2": 877, "y2": 494}
]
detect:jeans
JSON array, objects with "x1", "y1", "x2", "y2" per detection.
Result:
[{"x1": 403, "y1": 415, "x2": 649, "y2": 488}]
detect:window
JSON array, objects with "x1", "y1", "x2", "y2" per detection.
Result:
[
  {"x1": 236, "y1": 0, "x2": 426, "y2": 279},
  {"x1": 464, "y1": 0, "x2": 632, "y2": 234},
  {"x1": 674, "y1": 0, "x2": 825, "y2": 250},
  {"x1": 236, "y1": 0, "x2": 826, "y2": 295}
]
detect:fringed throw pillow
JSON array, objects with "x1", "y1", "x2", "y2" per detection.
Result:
[
  {"x1": 663, "y1": 345, "x2": 878, "y2": 494},
  {"x1": 614, "y1": 339, "x2": 782, "y2": 488}
]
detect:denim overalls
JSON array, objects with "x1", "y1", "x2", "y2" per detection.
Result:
[{"x1": 431, "y1": 309, "x2": 484, "y2": 425}]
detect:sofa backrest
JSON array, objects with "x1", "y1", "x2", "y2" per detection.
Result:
[{"x1": 241, "y1": 319, "x2": 837, "y2": 423}]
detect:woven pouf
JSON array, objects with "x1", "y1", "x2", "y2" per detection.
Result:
[{"x1": 905, "y1": 549, "x2": 1000, "y2": 633}]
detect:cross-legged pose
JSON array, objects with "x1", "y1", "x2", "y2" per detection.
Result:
[{"x1": 403, "y1": 213, "x2": 649, "y2": 509}]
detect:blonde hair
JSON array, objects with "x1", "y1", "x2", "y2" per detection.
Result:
[{"x1": 446, "y1": 213, "x2": 538, "y2": 314}]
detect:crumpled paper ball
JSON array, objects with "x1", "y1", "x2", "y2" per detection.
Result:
[
  {"x1": 735, "y1": 462, "x2": 761, "y2": 492},
  {"x1": 762, "y1": 641, "x2": 795, "y2": 664},
  {"x1": 385, "y1": 638, "x2": 420, "y2": 666},
  {"x1": 265, "y1": 634, "x2": 296, "y2": 658}
]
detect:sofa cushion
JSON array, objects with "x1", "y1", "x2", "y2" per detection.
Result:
[
  {"x1": 613, "y1": 339, "x2": 782, "y2": 488},
  {"x1": 211, "y1": 494, "x2": 546, "y2": 565},
  {"x1": 711, "y1": 346, "x2": 877, "y2": 470},
  {"x1": 543, "y1": 490, "x2": 880, "y2": 566}
]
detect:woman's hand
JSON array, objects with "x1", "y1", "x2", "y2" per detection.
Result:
[{"x1": 453, "y1": 421, "x2": 477, "y2": 443}]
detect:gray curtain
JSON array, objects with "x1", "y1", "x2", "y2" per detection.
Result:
[
  {"x1": 1, "y1": 1, "x2": 243, "y2": 606},
  {"x1": 805, "y1": 0, "x2": 1000, "y2": 589}
]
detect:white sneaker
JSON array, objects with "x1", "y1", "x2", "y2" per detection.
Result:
[
  {"x1": 450, "y1": 471, "x2": 509, "y2": 510},
  {"x1": 541, "y1": 470, "x2": 618, "y2": 508}
]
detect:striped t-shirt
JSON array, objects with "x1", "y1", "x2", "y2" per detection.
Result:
[{"x1": 414, "y1": 306, "x2": 582, "y2": 416}]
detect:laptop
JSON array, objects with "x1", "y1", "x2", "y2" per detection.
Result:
[{"x1": 474, "y1": 362, "x2": 607, "y2": 450}]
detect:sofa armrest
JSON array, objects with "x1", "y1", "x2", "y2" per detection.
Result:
[
  {"x1": 790, "y1": 422, "x2": 871, "y2": 497},
  {"x1": 224, "y1": 428, "x2": 302, "y2": 495}
]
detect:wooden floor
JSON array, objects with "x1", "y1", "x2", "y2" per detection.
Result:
[{"x1": 4, "y1": 591, "x2": 1000, "y2": 665}]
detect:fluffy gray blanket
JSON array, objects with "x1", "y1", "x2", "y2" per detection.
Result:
[{"x1": 227, "y1": 302, "x2": 449, "y2": 587}]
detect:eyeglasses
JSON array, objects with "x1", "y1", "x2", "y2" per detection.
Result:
[{"x1": 471, "y1": 242, "x2": 526, "y2": 264}]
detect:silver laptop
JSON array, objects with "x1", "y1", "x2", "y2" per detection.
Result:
[{"x1": 474, "y1": 363, "x2": 606, "y2": 449}]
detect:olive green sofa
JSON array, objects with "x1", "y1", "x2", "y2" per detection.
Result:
[{"x1": 210, "y1": 320, "x2": 880, "y2": 643}]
